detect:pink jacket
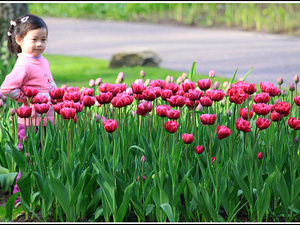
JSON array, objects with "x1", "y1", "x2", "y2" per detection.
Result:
[{"x1": 0, "y1": 53, "x2": 57, "y2": 126}]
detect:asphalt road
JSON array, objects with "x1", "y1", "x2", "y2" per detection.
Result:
[{"x1": 44, "y1": 17, "x2": 300, "y2": 88}]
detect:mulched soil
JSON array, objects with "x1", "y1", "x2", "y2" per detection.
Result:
[{"x1": 1, "y1": 190, "x2": 299, "y2": 222}]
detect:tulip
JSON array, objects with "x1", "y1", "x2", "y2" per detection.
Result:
[
  {"x1": 257, "y1": 152, "x2": 263, "y2": 160},
  {"x1": 216, "y1": 125, "x2": 231, "y2": 139},
  {"x1": 102, "y1": 119, "x2": 117, "y2": 133},
  {"x1": 277, "y1": 77, "x2": 283, "y2": 85},
  {"x1": 95, "y1": 77, "x2": 102, "y2": 86},
  {"x1": 34, "y1": 103, "x2": 50, "y2": 114},
  {"x1": 244, "y1": 82, "x2": 257, "y2": 95},
  {"x1": 141, "y1": 88, "x2": 157, "y2": 101},
  {"x1": 182, "y1": 133, "x2": 194, "y2": 144},
  {"x1": 53, "y1": 103, "x2": 63, "y2": 114},
  {"x1": 176, "y1": 76, "x2": 184, "y2": 85},
  {"x1": 140, "y1": 70, "x2": 146, "y2": 78},
  {"x1": 211, "y1": 157, "x2": 216, "y2": 164},
  {"x1": 200, "y1": 114, "x2": 216, "y2": 126},
  {"x1": 200, "y1": 96, "x2": 213, "y2": 107},
  {"x1": 269, "y1": 110, "x2": 283, "y2": 122},
  {"x1": 166, "y1": 109, "x2": 180, "y2": 120},
  {"x1": 252, "y1": 103, "x2": 271, "y2": 116},
  {"x1": 82, "y1": 87, "x2": 94, "y2": 97},
  {"x1": 163, "y1": 82, "x2": 180, "y2": 94},
  {"x1": 240, "y1": 108, "x2": 253, "y2": 120},
  {"x1": 274, "y1": 101, "x2": 291, "y2": 116},
  {"x1": 22, "y1": 85, "x2": 39, "y2": 97},
  {"x1": 197, "y1": 79, "x2": 212, "y2": 91},
  {"x1": 95, "y1": 92, "x2": 113, "y2": 104},
  {"x1": 161, "y1": 89, "x2": 173, "y2": 101},
  {"x1": 164, "y1": 120, "x2": 179, "y2": 133},
  {"x1": 167, "y1": 95, "x2": 186, "y2": 108},
  {"x1": 294, "y1": 95, "x2": 300, "y2": 106},
  {"x1": 141, "y1": 155, "x2": 146, "y2": 162},
  {"x1": 187, "y1": 89, "x2": 202, "y2": 101},
  {"x1": 194, "y1": 145, "x2": 204, "y2": 154},
  {"x1": 181, "y1": 81, "x2": 196, "y2": 92},
  {"x1": 149, "y1": 79, "x2": 166, "y2": 89},
  {"x1": 256, "y1": 116, "x2": 271, "y2": 130},
  {"x1": 136, "y1": 100, "x2": 152, "y2": 117},
  {"x1": 99, "y1": 83, "x2": 112, "y2": 93},
  {"x1": 15, "y1": 106, "x2": 32, "y2": 118},
  {"x1": 138, "y1": 175, "x2": 146, "y2": 181},
  {"x1": 235, "y1": 117, "x2": 251, "y2": 132},
  {"x1": 288, "y1": 117, "x2": 300, "y2": 130},
  {"x1": 31, "y1": 94, "x2": 49, "y2": 104},
  {"x1": 206, "y1": 89, "x2": 225, "y2": 102},
  {"x1": 63, "y1": 91, "x2": 81, "y2": 102},
  {"x1": 294, "y1": 74, "x2": 299, "y2": 84},
  {"x1": 9, "y1": 107, "x2": 15, "y2": 116},
  {"x1": 131, "y1": 83, "x2": 146, "y2": 94},
  {"x1": 253, "y1": 93, "x2": 270, "y2": 104},
  {"x1": 82, "y1": 96, "x2": 95, "y2": 107},
  {"x1": 185, "y1": 99, "x2": 200, "y2": 110},
  {"x1": 49, "y1": 88, "x2": 65, "y2": 100},
  {"x1": 60, "y1": 107, "x2": 76, "y2": 120},
  {"x1": 209, "y1": 70, "x2": 215, "y2": 78},
  {"x1": 89, "y1": 79, "x2": 95, "y2": 87},
  {"x1": 156, "y1": 105, "x2": 171, "y2": 117},
  {"x1": 227, "y1": 87, "x2": 248, "y2": 105}
]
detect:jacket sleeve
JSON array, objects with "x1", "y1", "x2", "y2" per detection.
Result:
[{"x1": 0, "y1": 64, "x2": 28, "y2": 103}]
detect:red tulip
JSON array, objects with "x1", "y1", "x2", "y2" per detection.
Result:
[
  {"x1": 260, "y1": 82, "x2": 280, "y2": 96},
  {"x1": 152, "y1": 86, "x2": 162, "y2": 97},
  {"x1": 200, "y1": 96, "x2": 213, "y2": 107},
  {"x1": 99, "y1": 83, "x2": 112, "y2": 93},
  {"x1": 49, "y1": 88, "x2": 65, "y2": 100},
  {"x1": 22, "y1": 86, "x2": 39, "y2": 97},
  {"x1": 185, "y1": 99, "x2": 200, "y2": 110},
  {"x1": 211, "y1": 157, "x2": 216, "y2": 164},
  {"x1": 34, "y1": 103, "x2": 50, "y2": 114},
  {"x1": 95, "y1": 92, "x2": 113, "y2": 104},
  {"x1": 31, "y1": 94, "x2": 49, "y2": 104},
  {"x1": 164, "y1": 120, "x2": 179, "y2": 133},
  {"x1": 149, "y1": 79, "x2": 166, "y2": 89},
  {"x1": 235, "y1": 117, "x2": 251, "y2": 132},
  {"x1": 227, "y1": 87, "x2": 248, "y2": 105},
  {"x1": 141, "y1": 88, "x2": 157, "y2": 101},
  {"x1": 253, "y1": 92, "x2": 270, "y2": 104},
  {"x1": 111, "y1": 83, "x2": 127, "y2": 96},
  {"x1": 200, "y1": 114, "x2": 216, "y2": 126},
  {"x1": 156, "y1": 105, "x2": 171, "y2": 117},
  {"x1": 63, "y1": 91, "x2": 81, "y2": 102},
  {"x1": 60, "y1": 107, "x2": 76, "y2": 120},
  {"x1": 257, "y1": 152, "x2": 263, "y2": 160},
  {"x1": 136, "y1": 100, "x2": 152, "y2": 117},
  {"x1": 81, "y1": 96, "x2": 95, "y2": 107},
  {"x1": 197, "y1": 79, "x2": 212, "y2": 91},
  {"x1": 269, "y1": 110, "x2": 283, "y2": 122},
  {"x1": 167, "y1": 95, "x2": 186, "y2": 107},
  {"x1": 288, "y1": 117, "x2": 300, "y2": 130},
  {"x1": 256, "y1": 116, "x2": 271, "y2": 130},
  {"x1": 166, "y1": 109, "x2": 180, "y2": 120},
  {"x1": 74, "y1": 102, "x2": 83, "y2": 113},
  {"x1": 239, "y1": 108, "x2": 254, "y2": 120},
  {"x1": 102, "y1": 119, "x2": 117, "y2": 133},
  {"x1": 131, "y1": 83, "x2": 146, "y2": 94},
  {"x1": 181, "y1": 81, "x2": 195, "y2": 92},
  {"x1": 66, "y1": 86, "x2": 80, "y2": 93},
  {"x1": 187, "y1": 89, "x2": 202, "y2": 101},
  {"x1": 244, "y1": 82, "x2": 257, "y2": 95},
  {"x1": 252, "y1": 103, "x2": 271, "y2": 116},
  {"x1": 216, "y1": 125, "x2": 232, "y2": 139},
  {"x1": 206, "y1": 89, "x2": 225, "y2": 102},
  {"x1": 274, "y1": 101, "x2": 291, "y2": 116},
  {"x1": 163, "y1": 82, "x2": 180, "y2": 94},
  {"x1": 82, "y1": 87, "x2": 94, "y2": 96},
  {"x1": 161, "y1": 89, "x2": 173, "y2": 101},
  {"x1": 15, "y1": 106, "x2": 32, "y2": 118},
  {"x1": 294, "y1": 95, "x2": 300, "y2": 106},
  {"x1": 175, "y1": 88, "x2": 186, "y2": 96},
  {"x1": 53, "y1": 102, "x2": 63, "y2": 114},
  {"x1": 182, "y1": 133, "x2": 194, "y2": 144},
  {"x1": 194, "y1": 145, "x2": 204, "y2": 154}
]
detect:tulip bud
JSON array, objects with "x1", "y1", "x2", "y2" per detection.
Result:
[
  {"x1": 1, "y1": 95, "x2": 7, "y2": 101},
  {"x1": 95, "y1": 101, "x2": 101, "y2": 107},
  {"x1": 141, "y1": 155, "x2": 146, "y2": 162},
  {"x1": 23, "y1": 136, "x2": 28, "y2": 143},
  {"x1": 96, "y1": 114, "x2": 101, "y2": 123},
  {"x1": 225, "y1": 109, "x2": 232, "y2": 117},
  {"x1": 257, "y1": 151, "x2": 263, "y2": 160},
  {"x1": 140, "y1": 70, "x2": 146, "y2": 78},
  {"x1": 95, "y1": 77, "x2": 102, "y2": 86},
  {"x1": 131, "y1": 110, "x2": 136, "y2": 117},
  {"x1": 209, "y1": 70, "x2": 215, "y2": 78},
  {"x1": 195, "y1": 103, "x2": 203, "y2": 111},
  {"x1": 134, "y1": 79, "x2": 143, "y2": 84},
  {"x1": 0, "y1": 99, "x2": 3, "y2": 107},
  {"x1": 61, "y1": 84, "x2": 67, "y2": 90},
  {"x1": 9, "y1": 108, "x2": 15, "y2": 115},
  {"x1": 176, "y1": 76, "x2": 184, "y2": 85},
  {"x1": 182, "y1": 73, "x2": 187, "y2": 80},
  {"x1": 221, "y1": 98, "x2": 227, "y2": 107},
  {"x1": 295, "y1": 137, "x2": 299, "y2": 143},
  {"x1": 25, "y1": 152, "x2": 30, "y2": 158},
  {"x1": 166, "y1": 75, "x2": 171, "y2": 83},
  {"x1": 89, "y1": 79, "x2": 95, "y2": 87},
  {"x1": 277, "y1": 77, "x2": 283, "y2": 85},
  {"x1": 212, "y1": 81, "x2": 219, "y2": 90},
  {"x1": 281, "y1": 90, "x2": 287, "y2": 97},
  {"x1": 289, "y1": 83, "x2": 295, "y2": 91},
  {"x1": 294, "y1": 74, "x2": 299, "y2": 84},
  {"x1": 144, "y1": 79, "x2": 151, "y2": 87}
]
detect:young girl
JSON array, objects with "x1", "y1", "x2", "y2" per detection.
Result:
[{"x1": 0, "y1": 14, "x2": 57, "y2": 206}]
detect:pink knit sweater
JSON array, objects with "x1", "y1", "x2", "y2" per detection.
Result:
[{"x1": 0, "y1": 53, "x2": 57, "y2": 126}]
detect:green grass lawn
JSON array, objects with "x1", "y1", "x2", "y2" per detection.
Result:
[{"x1": 45, "y1": 54, "x2": 232, "y2": 89}]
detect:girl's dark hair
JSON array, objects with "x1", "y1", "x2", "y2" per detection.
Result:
[{"x1": 7, "y1": 14, "x2": 48, "y2": 57}]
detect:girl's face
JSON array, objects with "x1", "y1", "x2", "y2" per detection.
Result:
[{"x1": 16, "y1": 28, "x2": 47, "y2": 57}]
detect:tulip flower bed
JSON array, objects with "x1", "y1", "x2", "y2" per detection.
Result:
[{"x1": 0, "y1": 65, "x2": 300, "y2": 222}]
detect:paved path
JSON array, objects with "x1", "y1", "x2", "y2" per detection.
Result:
[{"x1": 44, "y1": 17, "x2": 300, "y2": 88}]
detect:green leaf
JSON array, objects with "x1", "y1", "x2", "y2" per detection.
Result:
[
  {"x1": 188, "y1": 61, "x2": 196, "y2": 82},
  {"x1": 70, "y1": 167, "x2": 88, "y2": 206},
  {"x1": 199, "y1": 185, "x2": 219, "y2": 222},
  {"x1": 160, "y1": 203, "x2": 175, "y2": 222},
  {"x1": 254, "y1": 187, "x2": 271, "y2": 222},
  {"x1": 48, "y1": 172, "x2": 70, "y2": 221},
  {"x1": 0, "y1": 170, "x2": 17, "y2": 192},
  {"x1": 33, "y1": 172, "x2": 46, "y2": 198},
  {"x1": 241, "y1": 67, "x2": 253, "y2": 81},
  {"x1": 276, "y1": 172, "x2": 290, "y2": 218},
  {"x1": 17, "y1": 171, "x2": 32, "y2": 207},
  {"x1": 5, "y1": 192, "x2": 20, "y2": 221},
  {"x1": 116, "y1": 181, "x2": 135, "y2": 222}
]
